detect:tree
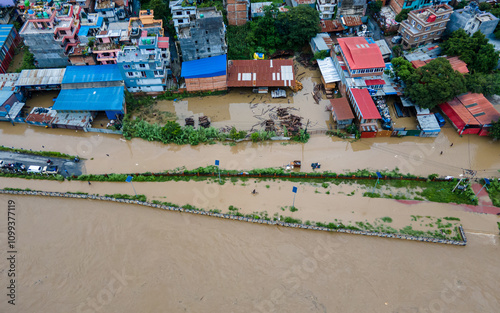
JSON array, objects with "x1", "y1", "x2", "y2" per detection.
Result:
[
  {"x1": 441, "y1": 30, "x2": 499, "y2": 73},
  {"x1": 489, "y1": 119, "x2": 500, "y2": 140},
  {"x1": 405, "y1": 58, "x2": 466, "y2": 109},
  {"x1": 479, "y1": 2, "x2": 492, "y2": 11},
  {"x1": 368, "y1": 0, "x2": 383, "y2": 14},
  {"x1": 276, "y1": 5, "x2": 320, "y2": 50},
  {"x1": 15, "y1": 49, "x2": 36, "y2": 73},
  {"x1": 390, "y1": 57, "x2": 415, "y2": 82},
  {"x1": 465, "y1": 72, "x2": 500, "y2": 96},
  {"x1": 395, "y1": 9, "x2": 410, "y2": 22},
  {"x1": 149, "y1": 0, "x2": 168, "y2": 21}
]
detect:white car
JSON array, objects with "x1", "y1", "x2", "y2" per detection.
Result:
[
  {"x1": 27, "y1": 165, "x2": 43, "y2": 174},
  {"x1": 0, "y1": 160, "x2": 3, "y2": 168}
]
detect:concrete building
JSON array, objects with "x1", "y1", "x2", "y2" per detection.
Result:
[
  {"x1": 446, "y1": 2, "x2": 499, "y2": 37},
  {"x1": 330, "y1": 97, "x2": 354, "y2": 129},
  {"x1": 398, "y1": 4, "x2": 453, "y2": 49},
  {"x1": 68, "y1": 46, "x2": 97, "y2": 66},
  {"x1": 169, "y1": 0, "x2": 196, "y2": 34},
  {"x1": 128, "y1": 10, "x2": 164, "y2": 37},
  {"x1": 347, "y1": 87, "x2": 381, "y2": 132},
  {"x1": 0, "y1": 24, "x2": 21, "y2": 73},
  {"x1": 94, "y1": 0, "x2": 128, "y2": 23},
  {"x1": 0, "y1": 6, "x2": 20, "y2": 25},
  {"x1": 92, "y1": 21, "x2": 130, "y2": 64},
  {"x1": 226, "y1": 59, "x2": 296, "y2": 89},
  {"x1": 291, "y1": 0, "x2": 316, "y2": 8},
  {"x1": 20, "y1": 4, "x2": 82, "y2": 68},
  {"x1": 226, "y1": 0, "x2": 249, "y2": 25},
  {"x1": 250, "y1": 2, "x2": 288, "y2": 18},
  {"x1": 316, "y1": 0, "x2": 337, "y2": 20},
  {"x1": 178, "y1": 7, "x2": 227, "y2": 62},
  {"x1": 310, "y1": 33, "x2": 333, "y2": 54},
  {"x1": 117, "y1": 34, "x2": 172, "y2": 93},
  {"x1": 332, "y1": 37, "x2": 386, "y2": 95},
  {"x1": 76, "y1": 13, "x2": 103, "y2": 45},
  {"x1": 338, "y1": 0, "x2": 366, "y2": 17},
  {"x1": 389, "y1": 0, "x2": 451, "y2": 14}
]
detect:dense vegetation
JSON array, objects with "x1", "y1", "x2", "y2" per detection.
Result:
[
  {"x1": 390, "y1": 57, "x2": 466, "y2": 109},
  {"x1": 227, "y1": 5, "x2": 320, "y2": 59},
  {"x1": 15, "y1": 48, "x2": 36, "y2": 73},
  {"x1": 489, "y1": 120, "x2": 500, "y2": 140}
]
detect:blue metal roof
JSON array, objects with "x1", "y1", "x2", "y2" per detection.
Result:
[
  {"x1": 181, "y1": 54, "x2": 227, "y2": 79},
  {"x1": 52, "y1": 86, "x2": 125, "y2": 112},
  {"x1": 62, "y1": 64, "x2": 122, "y2": 84},
  {"x1": 0, "y1": 25, "x2": 14, "y2": 49},
  {"x1": 0, "y1": 90, "x2": 14, "y2": 104},
  {"x1": 78, "y1": 17, "x2": 103, "y2": 37}
]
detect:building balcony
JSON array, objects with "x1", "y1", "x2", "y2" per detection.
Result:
[{"x1": 93, "y1": 43, "x2": 121, "y2": 52}]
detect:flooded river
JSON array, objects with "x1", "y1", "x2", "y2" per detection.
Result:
[
  {"x1": 1, "y1": 122, "x2": 500, "y2": 178},
  {"x1": 1, "y1": 195, "x2": 499, "y2": 312}
]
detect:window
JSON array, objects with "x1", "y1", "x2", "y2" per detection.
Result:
[
  {"x1": 442, "y1": 14, "x2": 449, "y2": 19},
  {"x1": 196, "y1": 49, "x2": 199, "y2": 53},
  {"x1": 430, "y1": 31, "x2": 435, "y2": 35},
  {"x1": 406, "y1": 34, "x2": 410, "y2": 39},
  {"x1": 206, "y1": 39, "x2": 209, "y2": 44},
  {"x1": 422, "y1": 34, "x2": 427, "y2": 39},
  {"x1": 176, "y1": 11, "x2": 182, "y2": 15},
  {"x1": 141, "y1": 71, "x2": 146, "y2": 77},
  {"x1": 401, "y1": 28, "x2": 405, "y2": 34},
  {"x1": 60, "y1": 30, "x2": 67, "y2": 35},
  {"x1": 440, "y1": 22, "x2": 445, "y2": 27},
  {"x1": 207, "y1": 47, "x2": 211, "y2": 52},
  {"x1": 411, "y1": 20, "x2": 416, "y2": 27},
  {"x1": 127, "y1": 72, "x2": 134, "y2": 77},
  {"x1": 436, "y1": 30, "x2": 441, "y2": 35},
  {"x1": 205, "y1": 30, "x2": 208, "y2": 34},
  {"x1": 415, "y1": 36, "x2": 420, "y2": 41},
  {"x1": 425, "y1": 26, "x2": 430, "y2": 31},
  {"x1": 417, "y1": 24, "x2": 422, "y2": 30},
  {"x1": 139, "y1": 64, "x2": 145, "y2": 68},
  {"x1": 195, "y1": 40, "x2": 197, "y2": 44},
  {"x1": 123, "y1": 65, "x2": 130, "y2": 69}
]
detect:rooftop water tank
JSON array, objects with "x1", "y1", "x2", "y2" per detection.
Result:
[
  {"x1": 200, "y1": 13, "x2": 204, "y2": 18},
  {"x1": 24, "y1": 0, "x2": 30, "y2": 7},
  {"x1": 28, "y1": 9, "x2": 34, "y2": 14},
  {"x1": 43, "y1": 11, "x2": 49, "y2": 18}
]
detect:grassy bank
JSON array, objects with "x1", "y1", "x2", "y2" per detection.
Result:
[
  {"x1": 0, "y1": 146, "x2": 78, "y2": 160},
  {"x1": 485, "y1": 180, "x2": 500, "y2": 207}
]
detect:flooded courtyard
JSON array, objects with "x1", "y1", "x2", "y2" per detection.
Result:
[{"x1": 0, "y1": 195, "x2": 499, "y2": 312}]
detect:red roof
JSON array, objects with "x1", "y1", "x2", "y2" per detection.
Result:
[
  {"x1": 319, "y1": 19, "x2": 345, "y2": 33},
  {"x1": 337, "y1": 37, "x2": 385, "y2": 70},
  {"x1": 349, "y1": 88, "x2": 381, "y2": 120},
  {"x1": 365, "y1": 79, "x2": 385, "y2": 86},
  {"x1": 226, "y1": 59, "x2": 296, "y2": 87},
  {"x1": 158, "y1": 37, "x2": 169, "y2": 49},
  {"x1": 456, "y1": 93, "x2": 500, "y2": 125},
  {"x1": 330, "y1": 97, "x2": 354, "y2": 120},
  {"x1": 411, "y1": 57, "x2": 469, "y2": 74}
]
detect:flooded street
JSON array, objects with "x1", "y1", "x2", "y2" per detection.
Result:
[
  {"x1": 1, "y1": 195, "x2": 499, "y2": 312},
  {"x1": 1, "y1": 122, "x2": 500, "y2": 177}
]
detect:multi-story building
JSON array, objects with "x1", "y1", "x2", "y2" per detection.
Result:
[
  {"x1": 94, "y1": 0, "x2": 128, "y2": 23},
  {"x1": 68, "y1": 45, "x2": 97, "y2": 66},
  {"x1": 128, "y1": 10, "x2": 164, "y2": 38},
  {"x1": 390, "y1": 0, "x2": 451, "y2": 14},
  {"x1": 398, "y1": 4, "x2": 453, "y2": 49},
  {"x1": 0, "y1": 24, "x2": 21, "y2": 73},
  {"x1": 117, "y1": 34, "x2": 172, "y2": 93},
  {"x1": 226, "y1": 0, "x2": 249, "y2": 26},
  {"x1": 316, "y1": 0, "x2": 336, "y2": 20},
  {"x1": 338, "y1": 0, "x2": 366, "y2": 17},
  {"x1": 20, "y1": 4, "x2": 81, "y2": 68},
  {"x1": 446, "y1": 2, "x2": 499, "y2": 37},
  {"x1": 178, "y1": 7, "x2": 227, "y2": 62},
  {"x1": 92, "y1": 22, "x2": 130, "y2": 64},
  {"x1": 77, "y1": 12, "x2": 103, "y2": 45},
  {"x1": 169, "y1": 0, "x2": 196, "y2": 34}
]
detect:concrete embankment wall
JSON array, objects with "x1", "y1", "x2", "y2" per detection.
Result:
[{"x1": 0, "y1": 189, "x2": 467, "y2": 246}]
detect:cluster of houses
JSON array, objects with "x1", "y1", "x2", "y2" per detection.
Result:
[{"x1": 0, "y1": 0, "x2": 498, "y2": 137}]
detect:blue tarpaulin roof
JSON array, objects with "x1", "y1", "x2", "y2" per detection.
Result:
[
  {"x1": 52, "y1": 86, "x2": 124, "y2": 112},
  {"x1": 62, "y1": 64, "x2": 122, "y2": 84},
  {"x1": 78, "y1": 17, "x2": 103, "y2": 37},
  {"x1": 181, "y1": 54, "x2": 227, "y2": 79},
  {"x1": 0, "y1": 90, "x2": 14, "y2": 104}
]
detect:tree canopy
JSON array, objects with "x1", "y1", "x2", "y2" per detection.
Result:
[
  {"x1": 441, "y1": 30, "x2": 499, "y2": 73},
  {"x1": 392, "y1": 57, "x2": 466, "y2": 109},
  {"x1": 465, "y1": 72, "x2": 500, "y2": 96},
  {"x1": 489, "y1": 119, "x2": 500, "y2": 140},
  {"x1": 395, "y1": 9, "x2": 410, "y2": 22},
  {"x1": 368, "y1": 0, "x2": 383, "y2": 14},
  {"x1": 227, "y1": 4, "x2": 320, "y2": 59}
]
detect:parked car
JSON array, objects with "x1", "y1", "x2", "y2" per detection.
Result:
[
  {"x1": 391, "y1": 36, "x2": 402, "y2": 44},
  {"x1": 0, "y1": 160, "x2": 4, "y2": 168},
  {"x1": 43, "y1": 165, "x2": 59, "y2": 175},
  {"x1": 27, "y1": 165, "x2": 43, "y2": 174}
]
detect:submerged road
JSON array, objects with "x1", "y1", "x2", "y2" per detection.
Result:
[{"x1": 0, "y1": 151, "x2": 84, "y2": 177}]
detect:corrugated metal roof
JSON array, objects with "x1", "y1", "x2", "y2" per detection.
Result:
[
  {"x1": 456, "y1": 93, "x2": 500, "y2": 125},
  {"x1": 440, "y1": 97, "x2": 481, "y2": 127},
  {"x1": 311, "y1": 33, "x2": 331, "y2": 51},
  {"x1": 226, "y1": 59, "x2": 296, "y2": 87},
  {"x1": 62, "y1": 64, "x2": 122, "y2": 84},
  {"x1": 331, "y1": 97, "x2": 354, "y2": 120},
  {"x1": 0, "y1": 73, "x2": 19, "y2": 91},
  {"x1": 338, "y1": 37, "x2": 385, "y2": 70},
  {"x1": 317, "y1": 57, "x2": 341, "y2": 84},
  {"x1": 181, "y1": 54, "x2": 227, "y2": 79},
  {"x1": 158, "y1": 37, "x2": 169, "y2": 49},
  {"x1": 319, "y1": 19, "x2": 344, "y2": 32},
  {"x1": 365, "y1": 79, "x2": 385, "y2": 86},
  {"x1": 375, "y1": 40, "x2": 391, "y2": 56},
  {"x1": 411, "y1": 56, "x2": 469, "y2": 74},
  {"x1": 26, "y1": 107, "x2": 57, "y2": 124},
  {"x1": 52, "y1": 86, "x2": 125, "y2": 112},
  {"x1": 417, "y1": 114, "x2": 440, "y2": 131},
  {"x1": 15, "y1": 69, "x2": 66, "y2": 87},
  {"x1": 341, "y1": 15, "x2": 362, "y2": 27},
  {"x1": 349, "y1": 88, "x2": 381, "y2": 120},
  {"x1": 0, "y1": 24, "x2": 14, "y2": 50},
  {"x1": 0, "y1": 89, "x2": 14, "y2": 104}
]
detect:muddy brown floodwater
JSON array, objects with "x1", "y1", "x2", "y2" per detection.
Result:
[
  {"x1": 1, "y1": 121, "x2": 500, "y2": 178},
  {"x1": 0, "y1": 195, "x2": 499, "y2": 312}
]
